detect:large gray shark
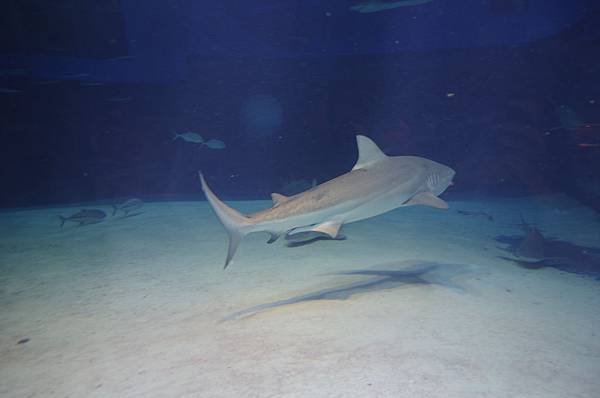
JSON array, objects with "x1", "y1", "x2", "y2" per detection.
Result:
[{"x1": 200, "y1": 135, "x2": 455, "y2": 268}]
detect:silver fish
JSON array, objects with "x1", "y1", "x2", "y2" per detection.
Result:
[
  {"x1": 58, "y1": 209, "x2": 107, "y2": 228},
  {"x1": 173, "y1": 132, "x2": 204, "y2": 143},
  {"x1": 202, "y1": 139, "x2": 226, "y2": 149}
]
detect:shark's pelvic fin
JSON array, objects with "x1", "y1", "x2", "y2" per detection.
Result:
[
  {"x1": 405, "y1": 192, "x2": 449, "y2": 209},
  {"x1": 199, "y1": 172, "x2": 251, "y2": 268},
  {"x1": 271, "y1": 193, "x2": 289, "y2": 207},
  {"x1": 311, "y1": 220, "x2": 343, "y2": 238},
  {"x1": 352, "y1": 135, "x2": 388, "y2": 170}
]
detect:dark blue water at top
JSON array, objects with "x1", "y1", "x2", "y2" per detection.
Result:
[{"x1": 1, "y1": 0, "x2": 599, "y2": 210}]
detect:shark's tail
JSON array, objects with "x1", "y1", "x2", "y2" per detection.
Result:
[{"x1": 199, "y1": 172, "x2": 252, "y2": 269}]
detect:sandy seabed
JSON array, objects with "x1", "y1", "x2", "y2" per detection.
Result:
[{"x1": 1, "y1": 195, "x2": 599, "y2": 397}]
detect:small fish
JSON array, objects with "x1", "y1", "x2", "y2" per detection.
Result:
[
  {"x1": 285, "y1": 230, "x2": 347, "y2": 246},
  {"x1": 173, "y1": 131, "x2": 204, "y2": 143},
  {"x1": 578, "y1": 143, "x2": 600, "y2": 148},
  {"x1": 58, "y1": 209, "x2": 107, "y2": 228},
  {"x1": 202, "y1": 139, "x2": 226, "y2": 149},
  {"x1": 112, "y1": 198, "x2": 144, "y2": 217}
]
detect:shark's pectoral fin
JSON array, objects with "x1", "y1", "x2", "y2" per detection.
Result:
[
  {"x1": 266, "y1": 233, "x2": 280, "y2": 244},
  {"x1": 285, "y1": 220, "x2": 344, "y2": 243},
  {"x1": 270, "y1": 193, "x2": 290, "y2": 207},
  {"x1": 404, "y1": 192, "x2": 449, "y2": 209}
]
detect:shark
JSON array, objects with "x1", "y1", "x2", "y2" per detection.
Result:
[{"x1": 200, "y1": 135, "x2": 455, "y2": 268}]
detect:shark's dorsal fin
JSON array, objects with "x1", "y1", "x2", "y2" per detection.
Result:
[
  {"x1": 352, "y1": 135, "x2": 388, "y2": 170},
  {"x1": 271, "y1": 193, "x2": 289, "y2": 207}
]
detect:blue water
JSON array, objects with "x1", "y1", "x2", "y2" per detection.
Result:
[{"x1": 1, "y1": 0, "x2": 599, "y2": 210}]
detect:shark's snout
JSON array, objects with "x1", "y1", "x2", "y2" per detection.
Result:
[{"x1": 442, "y1": 169, "x2": 456, "y2": 192}]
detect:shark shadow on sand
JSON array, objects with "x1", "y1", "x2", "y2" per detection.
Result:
[
  {"x1": 495, "y1": 218, "x2": 600, "y2": 279},
  {"x1": 222, "y1": 260, "x2": 474, "y2": 321}
]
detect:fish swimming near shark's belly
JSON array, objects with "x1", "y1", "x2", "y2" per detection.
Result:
[{"x1": 200, "y1": 135, "x2": 455, "y2": 268}]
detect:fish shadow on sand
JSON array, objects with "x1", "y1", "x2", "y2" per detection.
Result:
[
  {"x1": 496, "y1": 232, "x2": 600, "y2": 279},
  {"x1": 222, "y1": 260, "x2": 474, "y2": 321},
  {"x1": 114, "y1": 212, "x2": 144, "y2": 220}
]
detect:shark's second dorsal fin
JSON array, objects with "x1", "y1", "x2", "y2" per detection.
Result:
[
  {"x1": 271, "y1": 193, "x2": 289, "y2": 207},
  {"x1": 352, "y1": 135, "x2": 388, "y2": 170}
]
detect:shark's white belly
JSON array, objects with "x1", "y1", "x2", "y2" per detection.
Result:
[
  {"x1": 257, "y1": 200, "x2": 358, "y2": 233},
  {"x1": 256, "y1": 182, "x2": 422, "y2": 234},
  {"x1": 338, "y1": 184, "x2": 421, "y2": 223}
]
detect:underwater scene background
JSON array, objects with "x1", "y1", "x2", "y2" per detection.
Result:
[{"x1": 1, "y1": 1, "x2": 599, "y2": 397}]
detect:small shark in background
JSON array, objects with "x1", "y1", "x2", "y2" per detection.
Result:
[
  {"x1": 200, "y1": 135, "x2": 455, "y2": 268},
  {"x1": 350, "y1": 0, "x2": 434, "y2": 13},
  {"x1": 496, "y1": 217, "x2": 600, "y2": 278}
]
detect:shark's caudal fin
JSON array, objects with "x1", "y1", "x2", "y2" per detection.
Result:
[{"x1": 199, "y1": 172, "x2": 251, "y2": 268}]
